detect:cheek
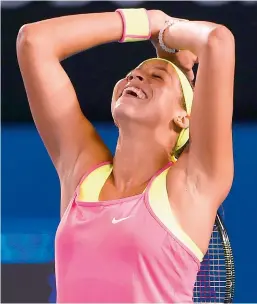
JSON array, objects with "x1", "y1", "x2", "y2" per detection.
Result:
[
  {"x1": 112, "y1": 79, "x2": 125, "y2": 101},
  {"x1": 154, "y1": 90, "x2": 177, "y2": 120},
  {"x1": 155, "y1": 88, "x2": 174, "y2": 109}
]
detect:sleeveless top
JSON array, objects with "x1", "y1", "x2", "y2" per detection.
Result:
[{"x1": 55, "y1": 162, "x2": 204, "y2": 303}]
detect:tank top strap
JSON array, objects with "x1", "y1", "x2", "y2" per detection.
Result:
[
  {"x1": 143, "y1": 162, "x2": 173, "y2": 194},
  {"x1": 75, "y1": 161, "x2": 112, "y2": 201},
  {"x1": 144, "y1": 161, "x2": 204, "y2": 262},
  {"x1": 75, "y1": 161, "x2": 173, "y2": 202}
]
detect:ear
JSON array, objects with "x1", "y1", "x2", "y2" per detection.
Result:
[{"x1": 173, "y1": 113, "x2": 190, "y2": 130}]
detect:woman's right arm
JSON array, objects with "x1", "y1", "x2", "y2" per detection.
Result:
[{"x1": 16, "y1": 12, "x2": 124, "y2": 185}]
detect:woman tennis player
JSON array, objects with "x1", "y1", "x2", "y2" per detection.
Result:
[{"x1": 17, "y1": 8, "x2": 235, "y2": 303}]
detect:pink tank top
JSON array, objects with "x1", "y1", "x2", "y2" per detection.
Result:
[{"x1": 55, "y1": 162, "x2": 200, "y2": 303}]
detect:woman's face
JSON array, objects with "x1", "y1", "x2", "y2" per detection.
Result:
[{"x1": 111, "y1": 59, "x2": 186, "y2": 130}]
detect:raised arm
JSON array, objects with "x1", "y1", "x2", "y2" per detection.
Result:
[
  {"x1": 162, "y1": 19, "x2": 235, "y2": 201},
  {"x1": 16, "y1": 13, "x2": 124, "y2": 186}
]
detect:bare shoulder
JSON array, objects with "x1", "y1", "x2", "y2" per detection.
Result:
[{"x1": 60, "y1": 144, "x2": 113, "y2": 217}]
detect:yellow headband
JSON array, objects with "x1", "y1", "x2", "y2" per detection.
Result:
[{"x1": 141, "y1": 58, "x2": 193, "y2": 162}]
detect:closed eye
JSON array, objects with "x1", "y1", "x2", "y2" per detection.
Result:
[{"x1": 152, "y1": 74, "x2": 163, "y2": 80}]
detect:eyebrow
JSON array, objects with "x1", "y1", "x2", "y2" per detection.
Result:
[
  {"x1": 152, "y1": 66, "x2": 170, "y2": 75},
  {"x1": 125, "y1": 66, "x2": 170, "y2": 78}
]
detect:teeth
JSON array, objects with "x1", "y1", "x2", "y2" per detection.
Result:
[{"x1": 123, "y1": 86, "x2": 146, "y2": 99}]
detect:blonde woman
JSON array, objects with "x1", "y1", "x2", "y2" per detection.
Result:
[{"x1": 17, "y1": 8, "x2": 235, "y2": 303}]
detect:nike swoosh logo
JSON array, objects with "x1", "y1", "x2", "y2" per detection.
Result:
[{"x1": 112, "y1": 216, "x2": 132, "y2": 224}]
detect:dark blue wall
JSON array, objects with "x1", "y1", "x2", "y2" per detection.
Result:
[
  {"x1": 2, "y1": 1, "x2": 257, "y2": 123},
  {"x1": 2, "y1": 123, "x2": 257, "y2": 302}
]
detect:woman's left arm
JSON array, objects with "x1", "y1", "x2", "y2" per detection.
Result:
[{"x1": 162, "y1": 20, "x2": 235, "y2": 195}]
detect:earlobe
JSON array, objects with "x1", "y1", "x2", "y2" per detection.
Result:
[{"x1": 173, "y1": 115, "x2": 190, "y2": 130}]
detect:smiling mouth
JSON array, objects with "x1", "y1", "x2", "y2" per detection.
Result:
[{"x1": 121, "y1": 86, "x2": 147, "y2": 100}]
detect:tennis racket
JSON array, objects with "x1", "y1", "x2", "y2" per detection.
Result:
[{"x1": 193, "y1": 213, "x2": 235, "y2": 303}]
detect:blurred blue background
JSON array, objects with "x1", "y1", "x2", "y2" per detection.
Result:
[
  {"x1": 2, "y1": 0, "x2": 257, "y2": 303},
  {"x1": 2, "y1": 123, "x2": 257, "y2": 302}
]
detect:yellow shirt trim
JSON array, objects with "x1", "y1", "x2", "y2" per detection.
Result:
[
  {"x1": 148, "y1": 168, "x2": 204, "y2": 261},
  {"x1": 77, "y1": 164, "x2": 112, "y2": 202},
  {"x1": 77, "y1": 163, "x2": 204, "y2": 261}
]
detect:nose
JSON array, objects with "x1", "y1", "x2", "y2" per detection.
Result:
[{"x1": 127, "y1": 70, "x2": 145, "y2": 82}]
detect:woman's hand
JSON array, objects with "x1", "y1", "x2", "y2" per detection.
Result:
[
  {"x1": 155, "y1": 47, "x2": 198, "y2": 82},
  {"x1": 148, "y1": 10, "x2": 197, "y2": 82},
  {"x1": 148, "y1": 10, "x2": 187, "y2": 38}
]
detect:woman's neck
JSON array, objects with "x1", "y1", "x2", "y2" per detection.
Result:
[{"x1": 112, "y1": 128, "x2": 172, "y2": 192}]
